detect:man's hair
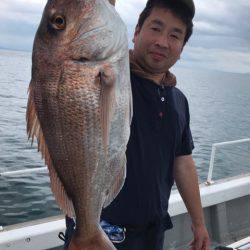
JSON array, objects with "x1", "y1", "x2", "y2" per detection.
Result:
[{"x1": 137, "y1": 0, "x2": 194, "y2": 45}]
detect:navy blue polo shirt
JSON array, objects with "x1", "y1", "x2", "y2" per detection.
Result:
[{"x1": 101, "y1": 72, "x2": 194, "y2": 230}]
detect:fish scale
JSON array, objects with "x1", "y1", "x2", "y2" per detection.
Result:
[{"x1": 26, "y1": 0, "x2": 131, "y2": 248}]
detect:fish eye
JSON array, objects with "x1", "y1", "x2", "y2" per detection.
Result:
[{"x1": 50, "y1": 15, "x2": 66, "y2": 30}]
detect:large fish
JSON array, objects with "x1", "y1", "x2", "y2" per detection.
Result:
[{"x1": 26, "y1": 0, "x2": 131, "y2": 249}]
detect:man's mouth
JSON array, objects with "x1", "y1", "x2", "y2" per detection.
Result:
[{"x1": 149, "y1": 52, "x2": 166, "y2": 60}]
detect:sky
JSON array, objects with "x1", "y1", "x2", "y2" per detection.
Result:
[{"x1": 0, "y1": 0, "x2": 250, "y2": 74}]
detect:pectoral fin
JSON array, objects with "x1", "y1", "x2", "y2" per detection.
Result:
[
  {"x1": 99, "y1": 66, "x2": 116, "y2": 154},
  {"x1": 103, "y1": 156, "x2": 126, "y2": 208}
]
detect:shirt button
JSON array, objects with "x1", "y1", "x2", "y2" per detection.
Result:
[{"x1": 161, "y1": 97, "x2": 165, "y2": 102}]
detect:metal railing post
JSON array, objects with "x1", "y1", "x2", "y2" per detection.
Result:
[
  {"x1": 206, "y1": 144, "x2": 216, "y2": 185},
  {"x1": 206, "y1": 138, "x2": 250, "y2": 185}
]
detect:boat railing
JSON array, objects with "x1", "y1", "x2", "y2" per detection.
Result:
[
  {"x1": 0, "y1": 167, "x2": 47, "y2": 177},
  {"x1": 0, "y1": 139, "x2": 250, "y2": 247},
  {"x1": 206, "y1": 138, "x2": 250, "y2": 185},
  {"x1": 1, "y1": 138, "x2": 250, "y2": 182}
]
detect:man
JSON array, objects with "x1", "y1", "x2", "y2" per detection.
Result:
[{"x1": 63, "y1": 0, "x2": 210, "y2": 249}]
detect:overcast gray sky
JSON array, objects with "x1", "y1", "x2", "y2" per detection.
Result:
[{"x1": 0, "y1": 0, "x2": 250, "y2": 74}]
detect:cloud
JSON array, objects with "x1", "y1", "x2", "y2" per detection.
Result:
[
  {"x1": 116, "y1": 0, "x2": 147, "y2": 47},
  {"x1": 0, "y1": 0, "x2": 45, "y2": 24},
  {"x1": 0, "y1": 0, "x2": 45, "y2": 51},
  {"x1": 194, "y1": 0, "x2": 250, "y2": 40},
  {"x1": 185, "y1": 0, "x2": 250, "y2": 74},
  {"x1": 194, "y1": 21, "x2": 234, "y2": 36},
  {"x1": 179, "y1": 46, "x2": 250, "y2": 74},
  {"x1": 116, "y1": 0, "x2": 145, "y2": 26},
  {"x1": 0, "y1": 0, "x2": 249, "y2": 74}
]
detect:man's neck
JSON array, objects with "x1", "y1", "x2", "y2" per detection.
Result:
[
  {"x1": 129, "y1": 50, "x2": 176, "y2": 87},
  {"x1": 133, "y1": 56, "x2": 165, "y2": 85},
  {"x1": 150, "y1": 73, "x2": 165, "y2": 85}
]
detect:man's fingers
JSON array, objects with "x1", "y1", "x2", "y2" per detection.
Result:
[
  {"x1": 190, "y1": 239, "x2": 209, "y2": 250},
  {"x1": 195, "y1": 237, "x2": 203, "y2": 250},
  {"x1": 202, "y1": 237, "x2": 210, "y2": 250},
  {"x1": 202, "y1": 232, "x2": 210, "y2": 250}
]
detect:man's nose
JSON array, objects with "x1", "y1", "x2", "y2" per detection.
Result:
[{"x1": 155, "y1": 35, "x2": 170, "y2": 49}]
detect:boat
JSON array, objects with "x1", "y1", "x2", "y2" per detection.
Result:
[{"x1": 0, "y1": 139, "x2": 250, "y2": 250}]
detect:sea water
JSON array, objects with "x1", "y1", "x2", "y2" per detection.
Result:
[{"x1": 0, "y1": 49, "x2": 249, "y2": 226}]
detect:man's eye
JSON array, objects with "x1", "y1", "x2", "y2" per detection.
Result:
[
  {"x1": 171, "y1": 34, "x2": 179, "y2": 40},
  {"x1": 151, "y1": 27, "x2": 160, "y2": 32}
]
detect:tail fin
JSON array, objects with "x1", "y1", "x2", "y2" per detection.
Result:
[{"x1": 68, "y1": 228, "x2": 116, "y2": 250}]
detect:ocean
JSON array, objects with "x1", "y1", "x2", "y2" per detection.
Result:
[{"x1": 0, "y1": 49, "x2": 250, "y2": 227}]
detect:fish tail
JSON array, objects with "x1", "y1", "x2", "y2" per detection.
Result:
[{"x1": 68, "y1": 228, "x2": 116, "y2": 250}]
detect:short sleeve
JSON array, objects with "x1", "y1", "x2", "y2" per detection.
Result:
[{"x1": 175, "y1": 97, "x2": 194, "y2": 156}]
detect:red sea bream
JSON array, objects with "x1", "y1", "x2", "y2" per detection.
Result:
[{"x1": 26, "y1": 0, "x2": 131, "y2": 249}]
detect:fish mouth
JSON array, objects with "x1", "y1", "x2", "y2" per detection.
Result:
[{"x1": 71, "y1": 57, "x2": 90, "y2": 64}]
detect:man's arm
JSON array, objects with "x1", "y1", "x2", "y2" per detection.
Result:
[{"x1": 173, "y1": 154, "x2": 210, "y2": 250}]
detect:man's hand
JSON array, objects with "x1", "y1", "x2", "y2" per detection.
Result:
[
  {"x1": 174, "y1": 155, "x2": 210, "y2": 249},
  {"x1": 189, "y1": 224, "x2": 210, "y2": 250}
]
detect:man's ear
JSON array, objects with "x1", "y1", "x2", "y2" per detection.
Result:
[
  {"x1": 177, "y1": 44, "x2": 184, "y2": 59},
  {"x1": 132, "y1": 25, "x2": 141, "y2": 43}
]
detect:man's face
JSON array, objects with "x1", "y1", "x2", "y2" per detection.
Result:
[{"x1": 133, "y1": 7, "x2": 186, "y2": 74}]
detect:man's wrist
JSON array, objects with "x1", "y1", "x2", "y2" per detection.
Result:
[{"x1": 191, "y1": 220, "x2": 206, "y2": 228}]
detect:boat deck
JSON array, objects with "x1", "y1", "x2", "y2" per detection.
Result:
[{"x1": 1, "y1": 174, "x2": 250, "y2": 250}]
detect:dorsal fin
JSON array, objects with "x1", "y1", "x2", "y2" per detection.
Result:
[{"x1": 26, "y1": 82, "x2": 75, "y2": 217}]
